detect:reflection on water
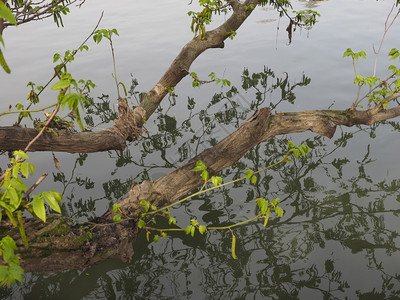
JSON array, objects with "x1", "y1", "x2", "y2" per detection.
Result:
[
  {"x1": 1, "y1": 0, "x2": 400, "y2": 299},
  {"x1": 3, "y1": 64, "x2": 400, "y2": 299}
]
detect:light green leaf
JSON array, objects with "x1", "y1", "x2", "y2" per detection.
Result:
[
  {"x1": 113, "y1": 214, "x2": 121, "y2": 223},
  {"x1": 251, "y1": 175, "x2": 257, "y2": 185},
  {"x1": 199, "y1": 225, "x2": 207, "y2": 234},
  {"x1": 13, "y1": 150, "x2": 28, "y2": 160},
  {"x1": 192, "y1": 160, "x2": 206, "y2": 172},
  {"x1": 190, "y1": 225, "x2": 195, "y2": 237},
  {"x1": 263, "y1": 208, "x2": 271, "y2": 227},
  {"x1": 245, "y1": 169, "x2": 254, "y2": 179},
  {"x1": 5, "y1": 188, "x2": 20, "y2": 210},
  {"x1": 211, "y1": 176, "x2": 222, "y2": 187},
  {"x1": 137, "y1": 219, "x2": 145, "y2": 228},
  {"x1": 20, "y1": 162, "x2": 29, "y2": 178},
  {"x1": 185, "y1": 225, "x2": 192, "y2": 235},
  {"x1": 201, "y1": 170, "x2": 209, "y2": 182},
  {"x1": 231, "y1": 233, "x2": 237, "y2": 259},
  {"x1": 275, "y1": 206, "x2": 284, "y2": 218},
  {"x1": 0, "y1": 2, "x2": 17, "y2": 25},
  {"x1": 190, "y1": 219, "x2": 199, "y2": 226},
  {"x1": 12, "y1": 164, "x2": 20, "y2": 178},
  {"x1": 42, "y1": 192, "x2": 61, "y2": 213},
  {"x1": 51, "y1": 79, "x2": 70, "y2": 90},
  {"x1": 32, "y1": 196, "x2": 46, "y2": 222},
  {"x1": 168, "y1": 217, "x2": 176, "y2": 225}
]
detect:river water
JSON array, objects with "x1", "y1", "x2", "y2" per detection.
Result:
[{"x1": 1, "y1": 0, "x2": 400, "y2": 299}]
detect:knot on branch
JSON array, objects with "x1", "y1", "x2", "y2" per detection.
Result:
[{"x1": 112, "y1": 98, "x2": 146, "y2": 142}]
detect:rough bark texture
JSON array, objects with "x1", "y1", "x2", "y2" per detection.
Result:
[{"x1": 2, "y1": 105, "x2": 400, "y2": 273}]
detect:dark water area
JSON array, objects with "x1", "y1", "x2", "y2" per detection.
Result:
[{"x1": 1, "y1": 0, "x2": 400, "y2": 299}]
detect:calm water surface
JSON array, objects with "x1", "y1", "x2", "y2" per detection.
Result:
[{"x1": 1, "y1": 0, "x2": 400, "y2": 299}]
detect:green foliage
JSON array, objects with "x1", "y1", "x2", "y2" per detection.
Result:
[
  {"x1": 0, "y1": 150, "x2": 63, "y2": 285},
  {"x1": 93, "y1": 29, "x2": 119, "y2": 44},
  {"x1": 343, "y1": 47, "x2": 400, "y2": 108},
  {"x1": 192, "y1": 160, "x2": 209, "y2": 182},
  {"x1": 0, "y1": 236, "x2": 24, "y2": 286},
  {"x1": 138, "y1": 141, "x2": 309, "y2": 260},
  {"x1": 190, "y1": 71, "x2": 231, "y2": 88},
  {"x1": 0, "y1": 2, "x2": 17, "y2": 74},
  {"x1": 0, "y1": 2, "x2": 17, "y2": 25},
  {"x1": 287, "y1": 141, "x2": 309, "y2": 159},
  {"x1": 293, "y1": 9, "x2": 320, "y2": 27}
]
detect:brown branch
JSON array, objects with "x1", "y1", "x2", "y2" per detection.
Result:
[
  {"x1": 24, "y1": 173, "x2": 48, "y2": 198},
  {"x1": 137, "y1": 0, "x2": 260, "y2": 120}
]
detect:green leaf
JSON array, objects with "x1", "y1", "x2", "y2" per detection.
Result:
[
  {"x1": 0, "y1": 48, "x2": 11, "y2": 74},
  {"x1": 42, "y1": 191, "x2": 61, "y2": 213},
  {"x1": 168, "y1": 217, "x2": 176, "y2": 225},
  {"x1": 275, "y1": 206, "x2": 284, "y2": 218},
  {"x1": 137, "y1": 219, "x2": 145, "y2": 229},
  {"x1": 5, "y1": 188, "x2": 20, "y2": 210},
  {"x1": 190, "y1": 219, "x2": 199, "y2": 227},
  {"x1": 192, "y1": 160, "x2": 207, "y2": 172},
  {"x1": 185, "y1": 225, "x2": 193, "y2": 235},
  {"x1": 113, "y1": 214, "x2": 121, "y2": 223},
  {"x1": 201, "y1": 170, "x2": 209, "y2": 182},
  {"x1": 211, "y1": 176, "x2": 222, "y2": 187},
  {"x1": 13, "y1": 150, "x2": 28, "y2": 160},
  {"x1": 0, "y1": 264, "x2": 24, "y2": 286},
  {"x1": 251, "y1": 175, "x2": 257, "y2": 185},
  {"x1": 1, "y1": 236, "x2": 17, "y2": 251},
  {"x1": 112, "y1": 204, "x2": 119, "y2": 213},
  {"x1": 51, "y1": 79, "x2": 71, "y2": 90},
  {"x1": 12, "y1": 164, "x2": 20, "y2": 178},
  {"x1": 190, "y1": 225, "x2": 195, "y2": 237},
  {"x1": 0, "y1": 2, "x2": 17, "y2": 25},
  {"x1": 20, "y1": 162, "x2": 29, "y2": 178},
  {"x1": 388, "y1": 48, "x2": 400, "y2": 60},
  {"x1": 245, "y1": 169, "x2": 254, "y2": 179},
  {"x1": 231, "y1": 233, "x2": 237, "y2": 259},
  {"x1": 140, "y1": 200, "x2": 150, "y2": 212},
  {"x1": 53, "y1": 53, "x2": 61, "y2": 63},
  {"x1": 199, "y1": 225, "x2": 207, "y2": 234},
  {"x1": 32, "y1": 196, "x2": 46, "y2": 222},
  {"x1": 259, "y1": 198, "x2": 269, "y2": 215},
  {"x1": 263, "y1": 208, "x2": 271, "y2": 227},
  {"x1": 153, "y1": 234, "x2": 159, "y2": 243}
]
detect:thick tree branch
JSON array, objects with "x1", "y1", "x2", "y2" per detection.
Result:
[{"x1": 137, "y1": 0, "x2": 260, "y2": 120}]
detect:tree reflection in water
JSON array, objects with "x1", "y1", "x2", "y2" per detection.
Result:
[{"x1": 3, "y1": 68, "x2": 400, "y2": 299}]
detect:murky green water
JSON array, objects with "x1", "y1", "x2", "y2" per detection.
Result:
[{"x1": 1, "y1": 0, "x2": 400, "y2": 299}]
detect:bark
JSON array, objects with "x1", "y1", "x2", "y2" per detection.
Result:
[{"x1": 2, "y1": 105, "x2": 400, "y2": 273}]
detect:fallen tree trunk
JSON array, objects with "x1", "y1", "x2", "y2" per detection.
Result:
[{"x1": 2, "y1": 105, "x2": 400, "y2": 273}]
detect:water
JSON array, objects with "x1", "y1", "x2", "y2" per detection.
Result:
[{"x1": 1, "y1": 0, "x2": 400, "y2": 299}]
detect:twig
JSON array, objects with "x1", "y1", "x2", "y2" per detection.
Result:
[
  {"x1": 24, "y1": 102, "x2": 61, "y2": 153},
  {"x1": 23, "y1": 173, "x2": 48, "y2": 198},
  {"x1": 373, "y1": 5, "x2": 400, "y2": 77}
]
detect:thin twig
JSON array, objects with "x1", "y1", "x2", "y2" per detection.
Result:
[
  {"x1": 24, "y1": 102, "x2": 61, "y2": 153},
  {"x1": 24, "y1": 173, "x2": 48, "y2": 198},
  {"x1": 373, "y1": 5, "x2": 400, "y2": 77}
]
